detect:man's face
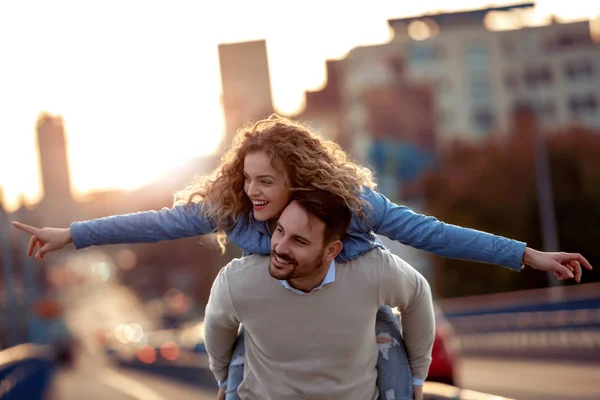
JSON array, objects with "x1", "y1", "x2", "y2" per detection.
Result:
[{"x1": 269, "y1": 201, "x2": 328, "y2": 281}]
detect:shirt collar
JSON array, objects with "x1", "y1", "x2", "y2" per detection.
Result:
[{"x1": 279, "y1": 260, "x2": 336, "y2": 294}]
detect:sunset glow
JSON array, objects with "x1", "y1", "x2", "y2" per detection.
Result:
[{"x1": 0, "y1": 0, "x2": 598, "y2": 212}]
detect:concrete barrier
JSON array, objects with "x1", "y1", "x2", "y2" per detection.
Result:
[
  {"x1": 423, "y1": 382, "x2": 515, "y2": 399},
  {"x1": 116, "y1": 356, "x2": 513, "y2": 399},
  {"x1": 114, "y1": 351, "x2": 217, "y2": 388}
]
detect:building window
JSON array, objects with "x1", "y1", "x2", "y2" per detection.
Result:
[
  {"x1": 469, "y1": 81, "x2": 492, "y2": 99},
  {"x1": 465, "y1": 44, "x2": 489, "y2": 69},
  {"x1": 466, "y1": 44, "x2": 493, "y2": 106},
  {"x1": 524, "y1": 66, "x2": 553, "y2": 88},
  {"x1": 565, "y1": 60, "x2": 595, "y2": 81},
  {"x1": 468, "y1": 71, "x2": 492, "y2": 104},
  {"x1": 546, "y1": 32, "x2": 593, "y2": 52},
  {"x1": 568, "y1": 94, "x2": 598, "y2": 116},
  {"x1": 556, "y1": 33, "x2": 592, "y2": 47},
  {"x1": 473, "y1": 109, "x2": 495, "y2": 132},
  {"x1": 408, "y1": 43, "x2": 441, "y2": 64}
]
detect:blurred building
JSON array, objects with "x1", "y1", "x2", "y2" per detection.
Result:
[
  {"x1": 35, "y1": 113, "x2": 76, "y2": 226},
  {"x1": 363, "y1": 83, "x2": 436, "y2": 198},
  {"x1": 218, "y1": 40, "x2": 274, "y2": 151},
  {"x1": 298, "y1": 45, "x2": 436, "y2": 200},
  {"x1": 387, "y1": 2, "x2": 600, "y2": 142},
  {"x1": 297, "y1": 60, "x2": 343, "y2": 142}
]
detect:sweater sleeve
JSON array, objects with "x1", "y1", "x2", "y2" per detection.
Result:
[
  {"x1": 204, "y1": 265, "x2": 241, "y2": 384},
  {"x1": 378, "y1": 250, "x2": 435, "y2": 381}
]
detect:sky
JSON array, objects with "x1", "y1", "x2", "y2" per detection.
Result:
[{"x1": 0, "y1": 0, "x2": 598, "y2": 212}]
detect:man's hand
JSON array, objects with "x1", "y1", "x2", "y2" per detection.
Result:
[
  {"x1": 523, "y1": 247, "x2": 593, "y2": 283},
  {"x1": 216, "y1": 386, "x2": 226, "y2": 400},
  {"x1": 413, "y1": 385, "x2": 423, "y2": 400},
  {"x1": 11, "y1": 221, "x2": 72, "y2": 260}
]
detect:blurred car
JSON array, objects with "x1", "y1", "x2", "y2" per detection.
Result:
[
  {"x1": 395, "y1": 304, "x2": 459, "y2": 386},
  {"x1": 106, "y1": 306, "x2": 459, "y2": 386},
  {"x1": 31, "y1": 298, "x2": 77, "y2": 368}
]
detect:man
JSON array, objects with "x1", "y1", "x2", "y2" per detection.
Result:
[{"x1": 204, "y1": 189, "x2": 435, "y2": 400}]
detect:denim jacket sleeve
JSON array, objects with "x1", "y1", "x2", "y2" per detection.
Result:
[
  {"x1": 362, "y1": 188, "x2": 526, "y2": 271},
  {"x1": 70, "y1": 202, "x2": 215, "y2": 249}
]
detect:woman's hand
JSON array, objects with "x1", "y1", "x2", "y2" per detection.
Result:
[{"x1": 12, "y1": 221, "x2": 72, "y2": 259}]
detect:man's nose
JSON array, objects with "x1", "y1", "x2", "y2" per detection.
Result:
[{"x1": 274, "y1": 238, "x2": 290, "y2": 255}]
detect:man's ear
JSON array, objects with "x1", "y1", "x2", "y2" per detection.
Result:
[{"x1": 325, "y1": 240, "x2": 343, "y2": 261}]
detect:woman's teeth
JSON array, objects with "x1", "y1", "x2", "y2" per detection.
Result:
[{"x1": 253, "y1": 201, "x2": 268, "y2": 206}]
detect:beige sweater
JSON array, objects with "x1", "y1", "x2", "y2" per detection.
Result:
[{"x1": 204, "y1": 248, "x2": 435, "y2": 400}]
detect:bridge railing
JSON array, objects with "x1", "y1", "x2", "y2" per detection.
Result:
[
  {"x1": 0, "y1": 343, "x2": 54, "y2": 399},
  {"x1": 439, "y1": 282, "x2": 600, "y2": 361}
]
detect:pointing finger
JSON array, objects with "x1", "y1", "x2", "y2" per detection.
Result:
[
  {"x1": 12, "y1": 221, "x2": 41, "y2": 236},
  {"x1": 572, "y1": 253, "x2": 593, "y2": 271}
]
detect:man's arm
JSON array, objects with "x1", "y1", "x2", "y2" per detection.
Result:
[
  {"x1": 205, "y1": 266, "x2": 241, "y2": 385},
  {"x1": 377, "y1": 250, "x2": 435, "y2": 388}
]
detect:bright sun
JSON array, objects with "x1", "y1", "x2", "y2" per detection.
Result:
[{"x1": 0, "y1": 2, "x2": 228, "y2": 211}]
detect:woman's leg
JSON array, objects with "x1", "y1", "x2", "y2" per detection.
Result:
[
  {"x1": 376, "y1": 305, "x2": 413, "y2": 400},
  {"x1": 224, "y1": 328, "x2": 245, "y2": 400}
]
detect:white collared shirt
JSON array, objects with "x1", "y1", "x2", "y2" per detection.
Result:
[{"x1": 279, "y1": 260, "x2": 336, "y2": 294}]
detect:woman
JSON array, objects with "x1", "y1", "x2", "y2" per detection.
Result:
[{"x1": 13, "y1": 115, "x2": 591, "y2": 399}]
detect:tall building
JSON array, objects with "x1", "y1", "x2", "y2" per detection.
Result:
[
  {"x1": 218, "y1": 40, "x2": 274, "y2": 151},
  {"x1": 36, "y1": 113, "x2": 74, "y2": 224},
  {"x1": 386, "y1": 2, "x2": 600, "y2": 143}
]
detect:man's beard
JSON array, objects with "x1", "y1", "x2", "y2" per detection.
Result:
[{"x1": 269, "y1": 249, "x2": 324, "y2": 281}]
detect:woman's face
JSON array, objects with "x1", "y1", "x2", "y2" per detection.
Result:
[{"x1": 243, "y1": 151, "x2": 292, "y2": 221}]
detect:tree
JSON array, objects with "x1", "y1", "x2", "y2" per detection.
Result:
[{"x1": 415, "y1": 124, "x2": 600, "y2": 298}]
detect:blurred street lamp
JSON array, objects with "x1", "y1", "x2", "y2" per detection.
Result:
[
  {"x1": 514, "y1": 103, "x2": 560, "y2": 287},
  {"x1": 1, "y1": 209, "x2": 17, "y2": 347}
]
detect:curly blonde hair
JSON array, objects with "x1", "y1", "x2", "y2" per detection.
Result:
[{"x1": 174, "y1": 114, "x2": 376, "y2": 252}]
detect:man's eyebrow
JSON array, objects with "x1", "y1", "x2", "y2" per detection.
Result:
[
  {"x1": 292, "y1": 231, "x2": 310, "y2": 243},
  {"x1": 276, "y1": 223, "x2": 311, "y2": 244},
  {"x1": 292, "y1": 233, "x2": 311, "y2": 244}
]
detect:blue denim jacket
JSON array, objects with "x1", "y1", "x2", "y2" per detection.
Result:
[{"x1": 70, "y1": 188, "x2": 526, "y2": 271}]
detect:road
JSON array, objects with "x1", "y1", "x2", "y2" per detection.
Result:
[
  {"x1": 48, "y1": 255, "x2": 599, "y2": 400},
  {"x1": 48, "y1": 360, "x2": 215, "y2": 400},
  {"x1": 46, "y1": 257, "x2": 215, "y2": 400},
  {"x1": 48, "y1": 351, "x2": 600, "y2": 400}
]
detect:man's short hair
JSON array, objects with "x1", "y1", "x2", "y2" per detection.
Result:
[{"x1": 290, "y1": 189, "x2": 352, "y2": 244}]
